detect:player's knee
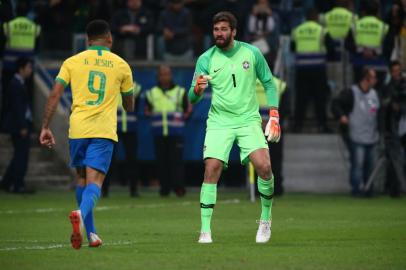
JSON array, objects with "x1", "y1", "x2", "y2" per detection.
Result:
[
  {"x1": 204, "y1": 160, "x2": 222, "y2": 183},
  {"x1": 257, "y1": 161, "x2": 272, "y2": 180}
]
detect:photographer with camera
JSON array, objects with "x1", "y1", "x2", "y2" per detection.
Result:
[{"x1": 332, "y1": 68, "x2": 380, "y2": 197}]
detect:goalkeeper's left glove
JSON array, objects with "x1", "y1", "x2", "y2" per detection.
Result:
[{"x1": 265, "y1": 108, "x2": 281, "y2": 143}]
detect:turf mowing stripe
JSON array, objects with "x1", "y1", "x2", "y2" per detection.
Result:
[
  {"x1": 0, "y1": 199, "x2": 241, "y2": 215},
  {"x1": 0, "y1": 240, "x2": 137, "y2": 251}
]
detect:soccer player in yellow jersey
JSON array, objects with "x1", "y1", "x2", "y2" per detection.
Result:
[{"x1": 39, "y1": 20, "x2": 135, "y2": 249}]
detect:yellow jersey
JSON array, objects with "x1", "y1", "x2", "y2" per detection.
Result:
[{"x1": 56, "y1": 45, "x2": 134, "y2": 142}]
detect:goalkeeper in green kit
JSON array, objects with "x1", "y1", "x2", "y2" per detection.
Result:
[{"x1": 189, "y1": 11, "x2": 280, "y2": 244}]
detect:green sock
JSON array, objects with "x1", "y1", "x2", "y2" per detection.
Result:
[
  {"x1": 257, "y1": 176, "x2": 274, "y2": 221},
  {"x1": 200, "y1": 183, "x2": 217, "y2": 233}
]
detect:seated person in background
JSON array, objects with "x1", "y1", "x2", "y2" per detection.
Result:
[
  {"x1": 111, "y1": 0, "x2": 154, "y2": 59},
  {"x1": 156, "y1": 0, "x2": 193, "y2": 61}
]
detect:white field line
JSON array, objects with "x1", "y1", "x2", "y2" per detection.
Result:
[
  {"x1": 0, "y1": 240, "x2": 136, "y2": 251},
  {"x1": 0, "y1": 199, "x2": 241, "y2": 215}
]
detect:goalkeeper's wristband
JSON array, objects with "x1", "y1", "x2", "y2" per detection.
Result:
[
  {"x1": 269, "y1": 109, "x2": 279, "y2": 118},
  {"x1": 194, "y1": 84, "x2": 203, "y2": 96}
]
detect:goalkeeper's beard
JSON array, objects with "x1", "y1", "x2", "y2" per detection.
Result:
[{"x1": 215, "y1": 34, "x2": 232, "y2": 49}]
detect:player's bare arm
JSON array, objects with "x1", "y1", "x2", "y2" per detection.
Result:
[
  {"x1": 122, "y1": 94, "x2": 134, "y2": 112},
  {"x1": 39, "y1": 82, "x2": 64, "y2": 147}
]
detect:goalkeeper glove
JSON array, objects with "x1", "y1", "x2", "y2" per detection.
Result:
[
  {"x1": 194, "y1": 74, "x2": 211, "y2": 96},
  {"x1": 265, "y1": 109, "x2": 281, "y2": 142}
]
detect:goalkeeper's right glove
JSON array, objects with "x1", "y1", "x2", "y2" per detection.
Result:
[{"x1": 194, "y1": 74, "x2": 211, "y2": 96}]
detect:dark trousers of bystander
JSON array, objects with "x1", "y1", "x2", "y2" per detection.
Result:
[
  {"x1": 1, "y1": 131, "x2": 31, "y2": 192},
  {"x1": 103, "y1": 132, "x2": 138, "y2": 197},
  {"x1": 385, "y1": 136, "x2": 403, "y2": 198},
  {"x1": 349, "y1": 141, "x2": 376, "y2": 197},
  {"x1": 154, "y1": 136, "x2": 185, "y2": 197},
  {"x1": 294, "y1": 67, "x2": 329, "y2": 132}
]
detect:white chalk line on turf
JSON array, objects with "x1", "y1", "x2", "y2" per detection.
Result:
[
  {"x1": 0, "y1": 240, "x2": 136, "y2": 251},
  {"x1": 0, "y1": 199, "x2": 240, "y2": 215}
]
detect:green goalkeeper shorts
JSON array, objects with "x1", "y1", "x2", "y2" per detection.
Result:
[{"x1": 203, "y1": 124, "x2": 268, "y2": 168}]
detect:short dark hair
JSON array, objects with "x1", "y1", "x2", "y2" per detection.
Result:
[
  {"x1": 389, "y1": 60, "x2": 401, "y2": 70},
  {"x1": 213, "y1": 11, "x2": 237, "y2": 30},
  {"x1": 86, "y1": 20, "x2": 110, "y2": 41},
  {"x1": 15, "y1": 57, "x2": 32, "y2": 73}
]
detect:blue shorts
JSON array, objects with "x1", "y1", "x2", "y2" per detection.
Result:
[{"x1": 69, "y1": 138, "x2": 115, "y2": 174}]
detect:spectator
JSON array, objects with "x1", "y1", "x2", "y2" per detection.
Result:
[
  {"x1": 291, "y1": 8, "x2": 334, "y2": 133},
  {"x1": 0, "y1": 58, "x2": 35, "y2": 194},
  {"x1": 247, "y1": 0, "x2": 280, "y2": 65},
  {"x1": 331, "y1": 68, "x2": 380, "y2": 197},
  {"x1": 145, "y1": 64, "x2": 190, "y2": 197},
  {"x1": 111, "y1": 0, "x2": 154, "y2": 60},
  {"x1": 157, "y1": 0, "x2": 193, "y2": 61},
  {"x1": 381, "y1": 61, "x2": 406, "y2": 198}
]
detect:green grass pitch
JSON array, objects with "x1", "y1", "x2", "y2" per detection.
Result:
[{"x1": 0, "y1": 190, "x2": 405, "y2": 270}]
